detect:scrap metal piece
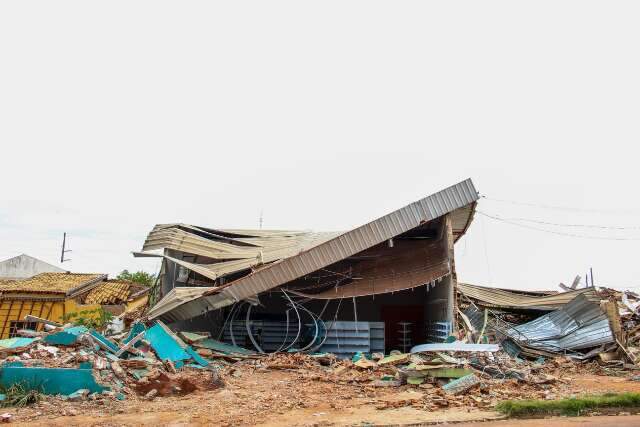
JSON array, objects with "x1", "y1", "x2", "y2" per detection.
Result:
[
  {"x1": 504, "y1": 293, "x2": 615, "y2": 353},
  {"x1": 411, "y1": 343, "x2": 499, "y2": 353}
]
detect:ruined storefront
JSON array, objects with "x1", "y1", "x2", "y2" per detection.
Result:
[{"x1": 136, "y1": 179, "x2": 479, "y2": 356}]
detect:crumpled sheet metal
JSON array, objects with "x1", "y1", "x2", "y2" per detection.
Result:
[
  {"x1": 504, "y1": 293, "x2": 614, "y2": 353},
  {"x1": 457, "y1": 283, "x2": 594, "y2": 312}
]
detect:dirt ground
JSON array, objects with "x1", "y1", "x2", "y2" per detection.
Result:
[
  {"x1": 7, "y1": 361, "x2": 640, "y2": 427},
  {"x1": 455, "y1": 414, "x2": 640, "y2": 427}
]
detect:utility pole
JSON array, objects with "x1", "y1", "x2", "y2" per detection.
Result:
[
  {"x1": 60, "y1": 232, "x2": 72, "y2": 263},
  {"x1": 259, "y1": 210, "x2": 263, "y2": 229}
]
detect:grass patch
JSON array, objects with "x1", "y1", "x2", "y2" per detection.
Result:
[
  {"x1": 0, "y1": 383, "x2": 41, "y2": 408},
  {"x1": 496, "y1": 392, "x2": 640, "y2": 417}
]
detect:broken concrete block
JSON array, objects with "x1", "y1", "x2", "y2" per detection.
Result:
[
  {"x1": 442, "y1": 374, "x2": 480, "y2": 395},
  {"x1": 354, "y1": 358, "x2": 378, "y2": 369},
  {"x1": 378, "y1": 353, "x2": 410, "y2": 366},
  {"x1": 67, "y1": 389, "x2": 90, "y2": 402},
  {"x1": 196, "y1": 348, "x2": 213, "y2": 357},
  {"x1": 110, "y1": 362, "x2": 127, "y2": 380}
]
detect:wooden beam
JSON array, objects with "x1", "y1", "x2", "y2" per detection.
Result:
[{"x1": 0, "y1": 300, "x2": 15, "y2": 339}]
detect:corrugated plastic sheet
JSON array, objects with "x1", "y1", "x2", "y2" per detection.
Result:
[{"x1": 154, "y1": 179, "x2": 478, "y2": 322}]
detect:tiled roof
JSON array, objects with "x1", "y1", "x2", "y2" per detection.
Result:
[
  {"x1": 84, "y1": 280, "x2": 149, "y2": 305},
  {"x1": 0, "y1": 279, "x2": 15, "y2": 288},
  {"x1": 0, "y1": 273, "x2": 104, "y2": 294}
]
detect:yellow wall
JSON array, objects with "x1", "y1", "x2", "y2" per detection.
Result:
[{"x1": 0, "y1": 297, "x2": 101, "y2": 339}]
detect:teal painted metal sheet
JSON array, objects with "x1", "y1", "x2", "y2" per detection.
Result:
[
  {"x1": 0, "y1": 362, "x2": 109, "y2": 395},
  {"x1": 123, "y1": 323, "x2": 146, "y2": 345},
  {"x1": 89, "y1": 330, "x2": 120, "y2": 353},
  {"x1": 43, "y1": 326, "x2": 88, "y2": 345},
  {"x1": 186, "y1": 347, "x2": 209, "y2": 367},
  {"x1": 0, "y1": 337, "x2": 36, "y2": 349},
  {"x1": 144, "y1": 324, "x2": 191, "y2": 362}
]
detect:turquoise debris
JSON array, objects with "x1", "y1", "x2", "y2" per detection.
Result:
[
  {"x1": 89, "y1": 330, "x2": 120, "y2": 353},
  {"x1": 0, "y1": 337, "x2": 36, "y2": 349},
  {"x1": 43, "y1": 326, "x2": 88, "y2": 345},
  {"x1": 123, "y1": 322, "x2": 146, "y2": 345},
  {"x1": 144, "y1": 324, "x2": 192, "y2": 362},
  {"x1": 0, "y1": 362, "x2": 109, "y2": 395}
]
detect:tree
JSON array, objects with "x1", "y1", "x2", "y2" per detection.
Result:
[{"x1": 116, "y1": 269, "x2": 155, "y2": 286}]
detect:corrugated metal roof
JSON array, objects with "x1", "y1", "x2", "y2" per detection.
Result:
[
  {"x1": 458, "y1": 282, "x2": 595, "y2": 311},
  {"x1": 152, "y1": 178, "x2": 479, "y2": 321},
  {"x1": 147, "y1": 286, "x2": 216, "y2": 319},
  {"x1": 0, "y1": 273, "x2": 106, "y2": 295}
]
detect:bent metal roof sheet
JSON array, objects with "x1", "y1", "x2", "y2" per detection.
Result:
[
  {"x1": 457, "y1": 282, "x2": 595, "y2": 311},
  {"x1": 148, "y1": 178, "x2": 479, "y2": 321}
]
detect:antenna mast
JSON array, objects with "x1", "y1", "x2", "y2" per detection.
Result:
[{"x1": 60, "y1": 232, "x2": 72, "y2": 263}]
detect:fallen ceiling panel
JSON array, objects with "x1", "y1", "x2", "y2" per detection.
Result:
[{"x1": 458, "y1": 282, "x2": 595, "y2": 312}]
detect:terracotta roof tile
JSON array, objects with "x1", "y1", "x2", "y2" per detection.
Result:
[
  {"x1": 0, "y1": 273, "x2": 104, "y2": 294},
  {"x1": 84, "y1": 280, "x2": 149, "y2": 305}
]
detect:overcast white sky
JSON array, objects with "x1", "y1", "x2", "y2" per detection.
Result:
[{"x1": 1, "y1": 2, "x2": 639, "y2": 291}]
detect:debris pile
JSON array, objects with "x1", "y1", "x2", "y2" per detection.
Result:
[
  {"x1": 0, "y1": 318, "x2": 221, "y2": 405},
  {"x1": 457, "y1": 283, "x2": 640, "y2": 368},
  {"x1": 221, "y1": 349, "x2": 588, "y2": 412}
]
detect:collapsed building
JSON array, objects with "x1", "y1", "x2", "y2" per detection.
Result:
[{"x1": 135, "y1": 179, "x2": 478, "y2": 357}]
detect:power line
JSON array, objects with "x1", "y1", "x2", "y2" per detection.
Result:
[
  {"x1": 486, "y1": 215, "x2": 640, "y2": 230},
  {"x1": 481, "y1": 195, "x2": 640, "y2": 215},
  {"x1": 477, "y1": 211, "x2": 640, "y2": 241}
]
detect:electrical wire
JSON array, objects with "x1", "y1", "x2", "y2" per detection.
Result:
[
  {"x1": 478, "y1": 211, "x2": 640, "y2": 241},
  {"x1": 480, "y1": 212, "x2": 640, "y2": 230},
  {"x1": 481, "y1": 195, "x2": 640, "y2": 215}
]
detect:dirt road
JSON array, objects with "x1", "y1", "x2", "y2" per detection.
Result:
[{"x1": 7, "y1": 365, "x2": 640, "y2": 426}]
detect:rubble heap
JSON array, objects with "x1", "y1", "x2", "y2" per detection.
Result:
[{"x1": 0, "y1": 319, "x2": 221, "y2": 404}]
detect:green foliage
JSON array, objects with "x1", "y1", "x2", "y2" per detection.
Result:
[
  {"x1": 62, "y1": 307, "x2": 113, "y2": 330},
  {"x1": 496, "y1": 392, "x2": 640, "y2": 417},
  {"x1": 116, "y1": 269, "x2": 155, "y2": 286},
  {"x1": 0, "y1": 383, "x2": 41, "y2": 407}
]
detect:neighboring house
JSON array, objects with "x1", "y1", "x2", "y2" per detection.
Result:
[
  {"x1": 0, "y1": 273, "x2": 149, "y2": 338},
  {"x1": 0, "y1": 254, "x2": 64, "y2": 280}
]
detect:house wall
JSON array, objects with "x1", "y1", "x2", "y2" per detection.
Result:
[
  {"x1": 0, "y1": 297, "x2": 101, "y2": 339},
  {"x1": 0, "y1": 255, "x2": 64, "y2": 280}
]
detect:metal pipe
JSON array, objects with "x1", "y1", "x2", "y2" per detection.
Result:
[
  {"x1": 245, "y1": 304, "x2": 265, "y2": 353},
  {"x1": 229, "y1": 302, "x2": 245, "y2": 347},
  {"x1": 281, "y1": 290, "x2": 302, "y2": 351}
]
